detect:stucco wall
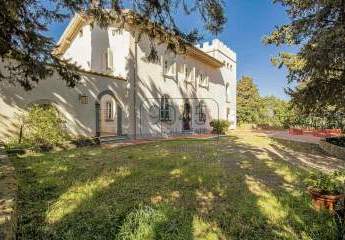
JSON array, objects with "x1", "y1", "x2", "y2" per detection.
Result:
[
  {"x1": 133, "y1": 33, "x2": 237, "y2": 137},
  {"x1": 0, "y1": 70, "x2": 128, "y2": 141},
  {"x1": 63, "y1": 24, "x2": 131, "y2": 78},
  {"x1": 0, "y1": 21, "x2": 237, "y2": 140}
]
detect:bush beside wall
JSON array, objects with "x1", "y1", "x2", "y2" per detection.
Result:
[{"x1": 210, "y1": 120, "x2": 230, "y2": 134}]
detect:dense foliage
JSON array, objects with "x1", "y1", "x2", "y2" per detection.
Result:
[
  {"x1": 258, "y1": 96, "x2": 293, "y2": 129},
  {"x1": 237, "y1": 76, "x2": 293, "y2": 128},
  {"x1": 236, "y1": 76, "x2": 262, "y2": 124},
  {"x1": 210, "y1": 120, "x2": 230, "y2": 134},
  {"x1": 11, "y1": 105, "x2": 69, "y2": 149},
  {"x1": 306, "y1": 171, "x2": 345, "y2": 195},
  {"x1": 289, "y1": 105, "x2": 345, "y2": 131},
  {"x1": 326, "y1": 137, "x2": 345, "y2": 148},
  {"x1": 265, "y1": 0, "x2": 345, "y2": 114},
  {"x1": 0, "y1": 0, "x2": 226, "y2": 90}
]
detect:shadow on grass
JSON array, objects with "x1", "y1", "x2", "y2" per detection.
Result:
[
  {"x1": 269, "y1": 138, "x2": 345, "y2": 172},
  {"x1": 12, "y1": 135, "x2": 339, "y2": 240}
]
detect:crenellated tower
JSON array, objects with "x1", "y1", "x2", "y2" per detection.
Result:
[{"x1": 196, "y1": 39, "x2": 236, "y2": 70}]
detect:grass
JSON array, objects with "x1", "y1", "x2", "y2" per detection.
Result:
[{"x1": 11, "y1": 132, "x2": 340, "y2": 239}]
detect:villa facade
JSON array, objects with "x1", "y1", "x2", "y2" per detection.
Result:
[{"x1": 0, "y1": 13, "x2": 237, "y2": 140}]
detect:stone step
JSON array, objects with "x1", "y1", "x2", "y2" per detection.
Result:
[{"x1": 99, "y1": 135, "x2": 129, "y2": 144}]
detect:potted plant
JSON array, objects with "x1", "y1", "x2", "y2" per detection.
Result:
[{"x1": 306, "y1": 171, "x2": 345, "y2": 211}]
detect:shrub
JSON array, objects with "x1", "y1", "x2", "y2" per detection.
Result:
[
  {"x1": 4, "y1": 140, "x2": 31, "y2": 155},
  {"x1": 9, "y1": 104, "x2": 70, "y2": 150},
  {"x1": 326, "y1": 137, "x2": 345, "y2": 148},
  {"x1": 306, "y1": 171, "x2": 345, "y2": 195},
  {"x1": 210, "y1": 120, "x2": 230, "y2": 134},
  {"x1": 71, "y1": 136, "x2": 99, "y2": 147}
]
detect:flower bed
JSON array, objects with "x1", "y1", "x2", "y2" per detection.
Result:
[
  {"x1": 320, "y1": 137, "x2": 345, "y2": 160},
  {"x1": 313, "y1": 129, "x2": 342, "y2": 138},
  {"x1": 289, "y1": 128, "x2": 304, "y2": 135}
]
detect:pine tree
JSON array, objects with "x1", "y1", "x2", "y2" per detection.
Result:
[
  {"x1": 265, "y1": 0, "x2": 345, "y2": 114},
  {"x1": 0, "y1": 0, "x2": 226, "y2": 90},
  {"x1": 237, "y1": 76, "x2": 262, "y2": 124}
]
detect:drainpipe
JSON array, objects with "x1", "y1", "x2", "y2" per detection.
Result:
[{"x1": 133, "y1": 34, "x2": 138, "y2": 139}]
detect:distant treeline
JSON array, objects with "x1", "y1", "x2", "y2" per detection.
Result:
[{"x1": 237, "y1": 76, "x2": 345, "y2": 130}]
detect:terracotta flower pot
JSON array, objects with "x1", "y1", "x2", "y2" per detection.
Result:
[{"x1": 308, "y1": 187, "x2": 345, "y2": 212}]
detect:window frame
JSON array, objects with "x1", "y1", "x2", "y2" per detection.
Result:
[
  {"x1": 104, "y1": 48, "x2": 114, "y2": 72},
  {"x1": 160, "y1": 95, "x2": 171, "y2": 122},
  {"x1": 226, "y1": 83, "x2": 230, "y2": 103},
  {"x1": 198, "y1": 72, "x2": 209, "y2": 88},
  {"x1": 196, "y1": 101, "x2": 207, "y2": 124},
  {"x1": 162, "y1": 56, "x2": 176, "y2": 78},
  {"x1": 185, "y1": 65, "x2": 191, "y2": 81},
  {"x1": 105, "y1": 101, "x2": 114, "y2": 121}
]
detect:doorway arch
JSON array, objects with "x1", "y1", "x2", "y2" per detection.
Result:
[
  {"x1": 182, "y1": 100, "x2": 192, "y2": 131},
  {"x1": 96, "y1": 90, "x2": 122, "y2": 137}
]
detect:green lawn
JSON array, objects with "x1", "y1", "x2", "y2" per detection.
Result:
[{"x1": 12, "y1": 133, "x2": 338, "y2": 239}]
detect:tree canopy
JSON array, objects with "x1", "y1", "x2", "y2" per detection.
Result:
[
  {"x1": 0, "y1": 0, "x2": 226, "y2": 90},
  {"x1": 265, "y1": 0, "x2": 345, "y2": 114},
  {"x1": 236, "y1": 76, "x2": 262, "y2": 124},
  {"x1": 237, "y1": 76, "x2": 293, "y2": 128}
]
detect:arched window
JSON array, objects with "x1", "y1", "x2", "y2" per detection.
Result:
[
  {"x1": 160, "y1": 95, "x2": 170, "y2": 121},
  {"x1": 105, "y1": 101, "x2": 113, "y2": 120}
]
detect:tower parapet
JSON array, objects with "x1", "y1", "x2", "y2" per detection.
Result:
[{"x1": 196, "y1": 39, "x2": 236, "y2": 63}]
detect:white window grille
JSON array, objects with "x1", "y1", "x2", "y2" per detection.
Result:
[
  {"x1": 196, "y1": 102, "x2": 207, "y2": 123},
  {"x1": 160, "y1": 95, "x2": 171, "y2": 122},
  {"x1": 105, "y1": 101, "x2": 114, "y2": 120}
]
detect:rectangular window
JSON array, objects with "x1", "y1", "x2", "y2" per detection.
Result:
[
  {"x1": 185, "y1": 66, "x2": 191, "y2": 81},
  {"x1": 185, "y1": 66, "x2": 195, "y2": 83},
  {"x1": 226, "y1": 83, "x2": 230, "y2": 102},
  {"x1": 79, "y1": 95, "x2": 89, "y2": 104},
  {"x1": 198, "y1": 72, "x2": 209, "y2": 88},
  {"x1": 163, "y1": 57, "x2": 176, "y2": 77},
  {"x1": 196, "y1": 102, "x2": 206, "y2": 123},
  {"x1": 105, "y1": 101, "x2": 114, "y2": 121},
  {"x1": 105, "y1": 48, "x2": 113, "y2": 72}
]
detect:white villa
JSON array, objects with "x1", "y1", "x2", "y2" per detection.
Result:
[{"x1": 0, "y1": 12, "x2": 237, "y2": 140}]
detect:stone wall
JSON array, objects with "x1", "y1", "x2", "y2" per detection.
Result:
[{"x1": 319, "y1": 139, "x2": 345, "y2": 160}]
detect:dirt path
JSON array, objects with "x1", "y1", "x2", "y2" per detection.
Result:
[{"x1": 229, "y1": 130, "x2": 345, "y2": 173}]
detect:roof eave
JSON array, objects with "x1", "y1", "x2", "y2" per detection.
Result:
[
  {"x1": 53, "y1": 12, "x2": 224, "y2": 68},
  {"x1": 53, "y1": 14, "x2": 86, "y2": 56}
]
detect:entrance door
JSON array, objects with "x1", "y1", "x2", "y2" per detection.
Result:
[
  {"x1": 182, "y1": 102, "x2": 192, "y2": 131},
  {"x1": 99, "y1": 94, "x2": 117, "y2": 136}
]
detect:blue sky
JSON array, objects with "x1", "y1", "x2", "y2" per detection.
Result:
[
  {"x1": 48, "y1": 0, "x2": 297, "y2": 99},
  {"x1": 217, "y1": 0, "x2": 297, "y2": 99}
]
